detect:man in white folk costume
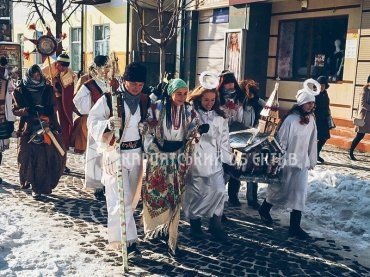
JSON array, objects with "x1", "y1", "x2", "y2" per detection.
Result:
[
  {"x1": 258, "y1": 79, "x2": 319, "y2": 240},
  {"x1": 87, "y1": 62, "x2": 150, "y2": 255},
  {"x1": 73, "y1": 55, "x2": 113, "y2": 200}
]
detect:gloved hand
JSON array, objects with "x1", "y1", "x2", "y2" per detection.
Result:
[
  {"x1": 199, "y1": 123, "x2": 210, "y2": 135},
  {"x1": 107, "y1": 116, "x2": 121, "y2": 131}
]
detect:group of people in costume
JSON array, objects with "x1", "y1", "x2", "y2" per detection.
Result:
[
  {"x1": 70, "y1": 57, "x2": 323, "y2": 257},
  {"x1": 3, "y1": 49, "x2": 366, "y2": 258}
]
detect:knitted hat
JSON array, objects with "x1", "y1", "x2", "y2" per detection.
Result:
[
  {"x1": 94, "y1": 55, "x2": 109, "y2": 67},
  {"x1": 57, "y1": 52, "x2": 70, "y2": 67},
  {"x1": 317, "y1": 76, "x2": 329, "y2": 89},
  {"x1": 123, "y1": 62, "x2": 146, "y2": 83},
  {"x1": 296, "y1": 79, "x2": 320, "y2": 106},
  {"x1": 167, "y1": 78, "x2": 188, "y2": 96}
]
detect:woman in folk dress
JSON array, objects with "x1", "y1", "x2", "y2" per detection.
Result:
[{"x1": 142, "y1": 78, "x2": 207, "y2": 257}]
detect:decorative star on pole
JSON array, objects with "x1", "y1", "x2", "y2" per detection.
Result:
[{"x1": 23, "y1": 24, "x2": 67, "y2": 63}]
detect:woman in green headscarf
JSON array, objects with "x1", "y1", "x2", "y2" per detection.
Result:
[{"x1": 141, "y1": 78, "x2": 207, "y2": 257}]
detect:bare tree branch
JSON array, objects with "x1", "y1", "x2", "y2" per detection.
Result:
[
  {"x1": 63, "y1": 4, "x2": 81, "y2": 24},
  {"x1": 13, "y1": 0, "x2": 53, "y2": 14}
]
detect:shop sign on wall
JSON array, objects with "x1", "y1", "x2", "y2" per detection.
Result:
[{"x1": 345, "y1": 32, "x2": 358, "y2": 59}]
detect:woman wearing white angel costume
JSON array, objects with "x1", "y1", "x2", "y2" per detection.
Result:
[
  {"x1": 258, "y1": 79, "x2": 319, "y2": 240},
  {"x1": 183, "y1": 72, "x2": 233, "y2": 242}
]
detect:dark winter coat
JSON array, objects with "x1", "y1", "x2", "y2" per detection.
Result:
[
  {"x1": 314, "y1": 90, "x2": 331, "y2": 141},
  {"x1": 13, "y1": 83, "x2": 66, "y2": 194},
  {"x1": 355, "y1": 85, "x2": 370, "y2": 134}
]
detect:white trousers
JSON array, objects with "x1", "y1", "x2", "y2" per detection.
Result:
[{"x1": 102, "y1": 148, "x2": 143, "y2": 244}]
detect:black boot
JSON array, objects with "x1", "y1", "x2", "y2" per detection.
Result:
[
  {"x1": 221, "y1": 214, "x2": 229, "y2": 223},
  {"x1": 349, "y1": 150, "x2": 357, "y2": 161},
  {"x1": 228, "y1": 178, "x2": 241, "y2": 207},
  {"x1": 289, "y1": 210, "x2": 310, "y2": 240},
  {"x1": 247, "y1": 182, "x2": 260, "y2": 210},
  {"x1": 127, "y1": 242, "x2": 141, "y2": 256},
  {"x1": 258, "y1": 199, "x2": 273, "y2": 225},
  {"x1": 209, "y1": 215, "x2": 228, "y2": 242},
  {"x1": 94, "y1": 187, "x2": 105, "y2": 201},
  {"x1": 189, "y1": 218, "x2": 205, "y2": 240},
  {"x1": 317, "y1": 156, "x2": 325, "y2": 163},
  {"x1": 349, "y1": 133, "x2": 365, "y2": 161}
]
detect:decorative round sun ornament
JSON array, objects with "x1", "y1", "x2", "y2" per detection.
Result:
[{"x1": 36, "y1": 35, "x2": 58, "y2": 56}]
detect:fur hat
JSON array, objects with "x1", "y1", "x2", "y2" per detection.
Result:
[
  {"x1": 123, "y1": 62, "x2": 146, "y2": 83},
  {"x1": 94, "y1": 55, "x2": 109, "y2": 67}
]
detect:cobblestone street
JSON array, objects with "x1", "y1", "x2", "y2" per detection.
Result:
[{"x1": 1, "y1": 140, "x2": 370, "y2": 276}]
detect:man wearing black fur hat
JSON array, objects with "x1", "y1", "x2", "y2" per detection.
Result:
[
  {"x1": 73, "y1": 55, "x2": 115, "y2": 200},
  {"x1": 87, "y1": 62, "x2": 150, "y2": 255}
]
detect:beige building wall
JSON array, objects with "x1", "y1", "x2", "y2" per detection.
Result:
[
  {"x1": 84, "y1": 0, "x2": 128, "y2": 74},
  {"x1": 12, "y1": 2, "x2": 81, "y2": 72},
  {"x1": 266, "y1": 0, "x2": 362, "y2": 120}
]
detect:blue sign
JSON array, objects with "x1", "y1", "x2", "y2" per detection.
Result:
[{"x1": 213, "y1": 8, "x2": 229, "y2": 24}]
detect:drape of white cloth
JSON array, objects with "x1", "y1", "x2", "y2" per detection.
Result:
[
  {"x1": 102, "y1": 148, "x2": 143, "y2": 244},
  {"x1": 85, "y1": 94, "x2": 110, "y2": 188},
  {"x1": 75, "y1": 80, "x2": 109, "y2": 188},
  {"x1": 184, "y1": 170, "x2": 227, "y2": 219},
  {"x1": 183, "y1": 110, "x2": 232, "y2": 219},
  {"x1": 266, "y1": 113, "x2": 317, "y2": 211},
  {"x1": 73, "y1": 79, "x2": 109, "y2": 115}
]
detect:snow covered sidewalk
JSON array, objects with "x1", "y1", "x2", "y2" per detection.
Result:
[{"x1": 0, "y1": 188, "x2": 121, "y2": 277}]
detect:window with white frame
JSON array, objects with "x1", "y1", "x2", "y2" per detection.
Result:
[
  {"x1": 94, "y1": 25, "x2": 110, "y2": 57},
  {"x1": 71, "y1": 27, "x2": 82, "y2": 72}
]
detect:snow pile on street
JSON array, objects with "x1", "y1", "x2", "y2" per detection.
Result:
[
  {"x1": 306, "y1": 168, "x2": 370, "y2": 242},
  {"x1": 257, "y1": 167, "x2": 370, "y2": 263},
  {"x1": 0, "y1": 200, "x2": 121, "y2": 277}
]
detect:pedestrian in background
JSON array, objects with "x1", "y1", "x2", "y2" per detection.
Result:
[
  {"x1": 239, "y1": 79, "x2": 266, "y2": 209},
  {"x1": 350, "y1": 75, "x2": 370, "y2": 160},
  {"x1": 315, "y1": 76, "x2": 332, "y2": 163}
]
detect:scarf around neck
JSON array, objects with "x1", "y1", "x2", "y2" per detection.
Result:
[{"x1": 121, "y1": 85, "x2": 141, "y2": 115}]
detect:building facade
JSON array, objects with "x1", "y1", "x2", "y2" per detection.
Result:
[{"x1": 178, "y1": 0, "x2": 370, "y2": 151}]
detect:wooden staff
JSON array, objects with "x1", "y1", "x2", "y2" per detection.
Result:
[
  {"x1": 47, "y1": 56, "x2": 54, "y2": 86},
  {"x1": 111, "y1": 52, "x2": 128, "y2": 271}
]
